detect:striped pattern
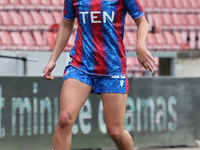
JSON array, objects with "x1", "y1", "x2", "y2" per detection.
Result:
[{"x1": 63, "y1": 0, "x2": 144, "y2": 76}]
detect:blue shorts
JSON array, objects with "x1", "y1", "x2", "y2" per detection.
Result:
[{"x1": 63, "y1": 65, "x2": 129, "y2": 94}]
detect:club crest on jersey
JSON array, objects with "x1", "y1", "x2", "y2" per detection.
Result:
[
  {"x1": 120, "y1": 80, "x2": 124, "y2": 88},
  {"x1": 79, "y1": 11, "x2": 115, "y2": 23}
]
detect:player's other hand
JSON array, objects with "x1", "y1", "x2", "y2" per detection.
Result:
[
  {"x1": 136, "y1": 43, "x2": 156, "y2": 73},
  {"x1": 43, "y1": 60, "x2": 56, "y2": 80}
]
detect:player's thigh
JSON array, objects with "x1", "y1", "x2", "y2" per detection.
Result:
[
  {"x1": 59, "y1": 78, "x2": 92, "y2": 122},
  {"x1": 101, "y1": 93, "x2": 127, "y2": 130}
]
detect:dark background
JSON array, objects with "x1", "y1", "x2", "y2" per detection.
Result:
[{"x1": 0, "y1": 77, "x2": 199, "y2": 150}]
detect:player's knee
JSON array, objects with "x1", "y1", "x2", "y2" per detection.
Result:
[
  {"x1": 107, "y1": 127, "x2": 121, "y2": 141},
  {"x1": 58, "y1": 112, "x2": 73, "y2": 129}
]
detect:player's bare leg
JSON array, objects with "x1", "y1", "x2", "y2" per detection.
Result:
[
  {"x1": 101, "y1": 93, "x2": 134, "y2": 150},
  {"x1": 52, "y1": 79, "x2": 92, "y2": 150}
]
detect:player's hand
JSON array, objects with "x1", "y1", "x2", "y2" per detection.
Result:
[
  {"x1": 136, "y1": 43, "x2": 156, "y2": 73},
  {"x1": 43, "y1": 60, "x2": 56, "y2": 80}
]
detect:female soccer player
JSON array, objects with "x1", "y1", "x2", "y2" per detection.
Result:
[{"x1": 43, "y1": 0, "x2": 155, "y2": 149}]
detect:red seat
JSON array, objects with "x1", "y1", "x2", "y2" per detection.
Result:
[
  {"x1": 40, "y1": 11, "x2": 56, "y2": 27},
  {"x1": 30, "y1": 0, "x2": 40, "y2": 5},
  {"x1": 173, "y1": 0, "x2": 184, "y2": 13},
  {"x1": 10, "y1": 32, "x2": 28, "y2": 50},
  {"x1": 0, "y1": 0, "x2": 9, "y2": 10},
  {"x1": 197, "y1": 14, "x2": 200, "y2": 24},
  {"x1": 0, "y1": 11, "x2": 14, "y2": 30},
  {"x1": 190, "y1": 0, "x2": 200, "y2": 13},
  {"x1": 0, "y1": 0, "x2": 9, "y2": 5},
  {"x1": 10, "y1": 0, "x2": 25, "y2": 10},
  {"x1": 125, "y1": 14, "x2": 136, "y2": 31},
  {"x1": 32, "y1": 31, "x2": 50, "y2": 51},
  {"x1": 60, "y1": 0, "x2": 64, "y2": 5},
  {"x1": 146, "y1": 33, "x2": 157, "y2": 51},
  {"x1": 20, "y1": 0, "x2": 35, "y2": 10},
  {"x1": 152, "y1": 13, "x2": 163, "y2": 32},
  {"x1": 163, "y1": 31, "x2": 180, "y2": 50},
  {"x1": 181, "y1": 0, "x2": 192, "y2": 13},
  {"x1": 19, "y1": 11, "x2": 37, "y2": 30},
  {"x1": 139, "y1": 0, "x2": 150, "y2": 12},
  {"x1": 0, "y1": 32, "x2": 13, "y2": 50},
  {"x1": 40, "y1": 0, "x2": 55, "y2": 10},
  {"x1": 162, "y1": 13, "x2": 174, "y2": 30},
  {"x1": 171, "y1": 14, "x2": 185, "y2": 30},
  {"x1": 9, "y1": 11, "x2": 24, "y2": 30},
  {"x1": 21, "y1": 32, "x2": 41, "y2": 50},
  {"x1": 51, "y1": 0, "x2": 63, "y2": 10},
  {"x1": 163, "y1": 0, "x2": 176, "y2": 13},
  {"x1": 52, "y1": 11, "x2": 63, "y2": 25},
  {"x1": 44, "y1": 32, "x2": 56, "y2": 50},
  {"x1": 30, "y1": 0, "x2": 45, "y2": 10},
  {"x1": 173, "y1": 31, "x2": 189, "y2": 50},
  {"x1": 51, "y1": 0, "x2": 61, "y2": 5},
  {"x1": 179, "y1": 14, "x2": 189, "y2": 30},
  {"x1": 154, "y1": 0, "x2": 168, "y2": 12},
  {"x1": 0, "y1": 13, "x2": 2, "y2": 27},
  {"x1": 154, "y1": 32, "x2": 169, "y2": 50},
  {"x1": 123, "y1": 32, "x2": 132, "y2": 51},
  {"x1": 20, "y1": 0, "x2": 31, "y2": 5},
  {"x1": 30, "y1": 11, "x2": 47, "y2": 30},
  {"x1": 127, "y1": 57, "x2": 140, "y2": 74},
  {"x1": 186, "y1": 14, "x2": 200, "y2": 30},
  {"x1": 197, "y1": 0, "x2": 200, "y2": 12},
  {"x1": 154, "y1": 0, "x2": 165, "y2": 8},
  {"x1": 138, "y1": 0, "x2": 147, "y2": 8},
  {"x1": 125, "y1": 31, "x2": 137, "y2": 51},
  {"x1": 145, "y1": 0, "x2": 158, "y2": 12},
  {"x1": 30, "y1": 11, "x2": 44, "y2": 25}
]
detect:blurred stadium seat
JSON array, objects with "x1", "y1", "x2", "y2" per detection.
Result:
[
  {"x1": 146, "y1": 33, "x2": 157, "y2": 50},
  {"x1": 10, "y1": 31, "x2": 28, "y2": 50},
  {"x1": 52, "y1": 11, "x2": 63, "y2": 25},
  {"x1": 9, "y1": 11, "x2": 24, "y2": 30},
  {"x1": 22, "y1": 32, "x2": 40, "y2": 50},
  {"x1": 0, "y1": 31, "x2": 13, "y2": 50},
  {"x1": 154, "y1": 32, "x2": 170, "y2": 50},
  {"x1": 125, "y1": 14, "x2": 137, "y2": 31},
  {"x1": 32, "y1": 31, "x2": 50, "y2": 51},
  {"x1": 0, "y1": 11, "x2": 13, "y2": 30},
  {"x1": 20, "y1": 11, "x2": 36, "y2": 30},
  {"x1": 163, "y1": 31, "x2": 180, "y2": 50},
  {"x1": 30, "y1": 11, "x2": 49, "y2": 30},
  {"x1": 123, "y1": 31, "x2": 136, "y2": 51},
  {"x1": 40, "y1": 11, "x2": 55, "y2": 26},
  {"x1": 173, "y1": 31, "x2": 190, "y2": 50}
]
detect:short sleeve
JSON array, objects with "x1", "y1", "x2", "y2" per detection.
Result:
[
  {"x1": 123, "y1": 0, "x2": 144, "y2": 20},
  {"x1": 63, "y1": 0, "x2": 76, "y2": 20}
]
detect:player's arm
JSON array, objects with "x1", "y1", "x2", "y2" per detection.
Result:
[
  {"x1": 134, "y1": 15, "x2": 155, "y2": 73},
  {"x1": 43, "y1": 19, "x2": 75, "y2": 80}
]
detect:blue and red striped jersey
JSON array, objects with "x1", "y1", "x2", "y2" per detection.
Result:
[{"x1": 63, "y1": 0, "x2": 144, "y2": 75}]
